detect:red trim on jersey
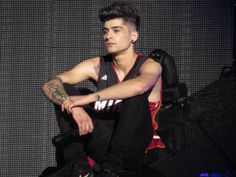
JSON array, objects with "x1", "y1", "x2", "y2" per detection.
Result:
[
  {"x1": 111, "y1": 53, "x2": 144, "y2": 82},
  {"x1": 111, "y1": 63, "x2": 121, "y2": 82},
  {"x1": 149, "y1": 101, "x2": 161, "y2": 130},
  {"x1": 146, "y1": 84, "x2": 166, "y2": 151}
]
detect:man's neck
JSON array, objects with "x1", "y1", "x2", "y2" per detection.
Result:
[{"x1": 112, "y1": 48, "x2": 138, "y2": 75}]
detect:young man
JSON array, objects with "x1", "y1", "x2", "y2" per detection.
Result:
[{"x1": 43, "y1": 2, "x2": 165, "y2": 177}]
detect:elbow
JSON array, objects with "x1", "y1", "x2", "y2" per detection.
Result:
[
  {"x1": 134, "y1": 82, "x2": 149, "y2": 95},
  {"x1": 42, "y1": 82, "x2": 49, "y2": 95}
]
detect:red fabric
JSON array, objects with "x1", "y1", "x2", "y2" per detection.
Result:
[
  {"x1": 87, "y1": 156, "x2": 95, "y2": 167},
  {"x1": 146, "y1": 101, "x2": 165, "y2": 151}
]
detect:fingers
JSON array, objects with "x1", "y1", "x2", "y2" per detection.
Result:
[
  {"x1": 78, "y1": 119, "x2": 94, "y2": 136},
  {"x1": 61, "y1": 97, "x2": 69, "y2": 112},
  {"x1": 62, "y1": 95, "x2": 90, "y2": 114},
  {"x1": 61, "y1": 97, "x2": 73, "y2": 113},
  {"x1": 88, "y1": 118, "x2": 94, "y2": 133},
  {"x1": 70, "y1": 107, "x2": 94, "y2": 135}
]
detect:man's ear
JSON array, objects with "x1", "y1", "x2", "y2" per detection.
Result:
[{"x1": 131, "y1": 31, "x2": 138, "y2": 43}]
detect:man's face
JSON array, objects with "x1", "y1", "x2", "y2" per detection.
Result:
[{"x1": 103, "y1": 18, "x2": 137, "y2": 54}]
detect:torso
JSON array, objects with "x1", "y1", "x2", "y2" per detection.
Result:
[
  {"x1": 93, "y1": 54, "x2": 162, "y2": 112},
  {"x1": 112, "y1": 57, "x2": 162, "y2": 103},
  {"x1": 92, "y1": 54, "x2": 165, "y2": 149}
]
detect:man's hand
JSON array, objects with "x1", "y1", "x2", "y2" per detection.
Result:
[
  {"x1": 71, "y1": 107, "x2": 94, "y2": 135},
  {"x1": 61, "y1": 95, "x2": 93, "y2": 113}
]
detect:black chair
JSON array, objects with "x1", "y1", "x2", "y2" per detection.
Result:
[
  {"x1": 149, "y1": 49, "x2": 189, "y2": 156},
  {"x1": 149, "y1": 49, "x2": 188, "y2": 104}
]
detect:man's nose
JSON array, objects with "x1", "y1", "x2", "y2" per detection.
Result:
[{"x1": 105, "y1": 31, "x2": 112, "y2": 40}]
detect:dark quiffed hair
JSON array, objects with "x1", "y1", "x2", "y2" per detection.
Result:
[{"x1": 99, "y1": 2, "x2": 140, "y2": 31}]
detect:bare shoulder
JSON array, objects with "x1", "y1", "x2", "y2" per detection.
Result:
[
  {"x1": 77, "y1": 56, "x2": 100, "y2": 67},
  {"x1": 87, "y1": 57, "x2": 100, "y2": 75},
  {"x1": 144, "y1": 57, "x2": 162, "y2": 66},
  {"x1": 58, "y1": 56, "x2": 101, "y2": 84},
  {"x1": 76, "y1": 56, "x2": 100, "y2": 79},
  {"x1": 140, "y1": 57, "x2": 162, "y2": 74}
]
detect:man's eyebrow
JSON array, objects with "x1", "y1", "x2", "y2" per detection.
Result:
[
  {"x1": 103, "y1": 26, "x2": 123, "y2": 30},
  {"x1": 111, "y1": 26, "x2": 123, "y2": 29}
]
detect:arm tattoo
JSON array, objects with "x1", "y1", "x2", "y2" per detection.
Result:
[
  {"x1": 44, "y1": 77, "x2": 69, "y2": 105},
  {"x1": 93, "y1": 63, "x2": 100, "y2": 76}
]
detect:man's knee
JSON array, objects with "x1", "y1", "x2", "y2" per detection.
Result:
[
  {"x1": 63, "y1": 83, "x2": 93, "y2": 96},
  {"x1": 63, "y1": 83, "x2": 78, "y2": 96}
]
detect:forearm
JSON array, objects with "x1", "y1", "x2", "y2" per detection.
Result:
[
  {"x1": 90, "y1": 76, "x2": 155, "y2": 102},
  {"x1": 62, "y1": 61, "x2": 162, "y2": 110},
  {"x1": 42, "y1": 77, "x2": 70, "y2": 105},
  {"x1": 90, "y1": 60, "x2": 162, "y2": 102}
]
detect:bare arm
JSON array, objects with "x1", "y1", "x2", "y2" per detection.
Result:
[
  {"x1": 96, "y1": 60, "x2": 161, "y2": 99},
  {"x1": 43, "y1": 78, "x2": 94, "y2": 135},
  {"x1": 42, "y1": 57, "x2": 99, "y2": 135},
  {"x1": 42, "y1": 77, "x2": 70, "y2": 105},
  {"x1": 42, "y1": 57, "x2": 99, "y2": 105},
  {"x1": 63, "y1": 59, "x2": 162, "y2": 111}
]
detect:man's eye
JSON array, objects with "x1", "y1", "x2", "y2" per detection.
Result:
[
  {"x1": 103, "y1": 30, "x2": 108, "y2": 35},
  {"x1": 114, "y1": 29, "x2": 120, "y2": 33}
]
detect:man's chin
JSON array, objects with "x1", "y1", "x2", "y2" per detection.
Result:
[
  {"x1": 107, "y1": 50, "x2": 117, "y2": 54},
  {"x1": 106, "y1": 48, "x2": 127, "y2": 56}
]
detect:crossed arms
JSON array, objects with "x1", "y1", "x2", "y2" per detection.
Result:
[{"x1": 42, "y1": 56, "x2": 162, "y2": 135}]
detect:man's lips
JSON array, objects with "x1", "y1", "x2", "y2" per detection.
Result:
[{"x1": 105, "y1": 43, "x2": 115, "y2": 47}]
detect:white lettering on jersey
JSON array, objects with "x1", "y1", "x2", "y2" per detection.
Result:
[
  {"x1": 107, "y1": 100, "x2": 114, "y2": 107},
  {"x1": 114, "y1": 100, "x2": 122, "y2": 104},
  {"x1": 94, "y1": 99, "x2": 122, "y2": 111},
  {"x1": 94, "y1": 100, "x2": 107, "y2": 110}
]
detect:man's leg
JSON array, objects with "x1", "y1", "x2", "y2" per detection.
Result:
[
  {"x1": 84, "y1": 112, "x2": 117, "y2": 164},
  {"x1": 102, "y1": 94, "x2": 153, "y2": 173},
  {"x1": 54, "y1": 84, "x2": 117, "y2": 176},
  {"x1": 54, "y1": 84, "x2": 92, "y2": 165}
]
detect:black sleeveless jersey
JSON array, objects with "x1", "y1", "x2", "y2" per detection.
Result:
[{"x1": 94, "y1": 54, "x2": 149, "y2": 112}]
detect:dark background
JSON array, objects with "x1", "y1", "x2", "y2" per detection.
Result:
[{"x1": 0, "y1": 0, "x2": 234, "y2": 177}]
